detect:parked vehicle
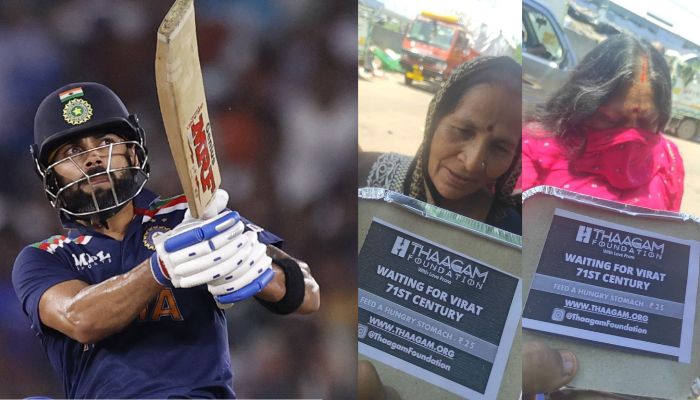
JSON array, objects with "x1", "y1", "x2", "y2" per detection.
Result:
[
  {"x1": 522, "y1": 0, "x2": 578, "y2": 117},
  {"x1": 664, "y1": 53, "x2": 700, "y2": 140},
  {"x1": 399, "y1": 11, "x2": 477, "y2": 85}
]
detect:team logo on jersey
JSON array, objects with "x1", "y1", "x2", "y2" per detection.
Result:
[
  {"x1": 62, "y1": 98, "x2": 93, "y2": 125},
  {"x1": 143, "y1": 225, "x2": 171, "y2": 250},
  {"x1": 72, "y1": 250, "x2": 112, "y2": 270},
  {"x1": 32, "y1": 235, "x2": 92, "y2": 254}
]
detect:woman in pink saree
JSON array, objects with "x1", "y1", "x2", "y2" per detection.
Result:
[
  {"x1": 522, "y1": 34, "x2": 687, "y2": 400},
  {"x1": 522, "y1": 34, "x2": 684, "y2": 212}
]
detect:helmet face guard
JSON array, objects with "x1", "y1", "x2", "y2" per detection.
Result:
[{"x1": 37, "y1": 140, "x2": 149, "y2": 218}]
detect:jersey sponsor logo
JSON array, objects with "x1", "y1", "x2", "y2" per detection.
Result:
[
  {"x1": 31, "y1": 235, "x2": 92, "y2": 254},
  {"x1": 143, "y1": 225, "x2": 171, "y2": 251},
  {"x1": 72, "y1": 250, "x2": 112, "y2": 270}
]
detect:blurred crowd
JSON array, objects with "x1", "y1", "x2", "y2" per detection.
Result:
[{"x1": 0, "y1": 0, "x2": 357, "y2": 398}]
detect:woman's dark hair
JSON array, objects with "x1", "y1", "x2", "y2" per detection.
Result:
[{"x1": 537, "y1": 33, "x2": 672, "y2": 137}]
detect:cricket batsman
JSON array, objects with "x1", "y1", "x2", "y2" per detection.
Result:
[{"x1": 12, "y1": 82, "x2": 320, "y2": 398}]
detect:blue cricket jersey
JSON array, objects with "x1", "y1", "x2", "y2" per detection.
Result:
[{"x1": 12, "y1": 189, "x2": 282, "y2": 399}]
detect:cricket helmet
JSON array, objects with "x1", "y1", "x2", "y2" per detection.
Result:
[{"x1": 31, "y1": 82, "x2": 150, "y2": 220}]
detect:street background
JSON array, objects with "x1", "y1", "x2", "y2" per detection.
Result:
[
  {"x1": 0, "y1": 0, "x2": 356, "y2": 398},
  {"x1": 359, "y1": 75, "x2": 700, "y2": 216},
  {"x1": 360, "y1": 0, "x2": 700, "y2": 217},
  {"x1": 358, "y1": 76, "x2": 430, "y2": 157}
]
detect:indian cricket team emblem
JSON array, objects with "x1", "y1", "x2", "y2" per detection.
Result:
[
  {"x1": 143, "y1": 225, "x2": 171, "y2": 250},
  {"x1": 62, "y1": 98, "x2": 93, "y2": 125}
]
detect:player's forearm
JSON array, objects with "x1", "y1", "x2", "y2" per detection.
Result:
[
  {"x1": 256, "y1": 246, "x2": 320, "y2": 314},
  {"x1": 65, "y1": 260, "x2": 161, "y2": 343},
  {"x1": 256, "y1": 263, "x2": 286, "y2": 302},
  {"x1": 295, "y1": 259, "x2": 320, "y2": 314}
]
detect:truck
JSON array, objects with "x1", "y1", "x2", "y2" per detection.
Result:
[
  {"x1": 666, "y1": 53, "x2": 700, "y2": 140},
  {"x1": 399, "y1": 11, "x2": 478, "y2": 85}
]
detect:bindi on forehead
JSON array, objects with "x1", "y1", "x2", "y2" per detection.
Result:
[{"x1": 622, "y1": 101, "x2": 654, "y2": 119}]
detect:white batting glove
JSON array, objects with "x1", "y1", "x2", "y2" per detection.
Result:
[
  {"x1": 182, "y1": 189, "x2": 230, "y2": 222},
  {"x1": 207, "y1": 231, "x2": 274, "y2": 303},
  {"x1": 150, "y1": 210, "x2": 252, "y2": 288}
]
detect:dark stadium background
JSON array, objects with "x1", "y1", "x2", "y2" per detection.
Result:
[{"x1": 0, "y1": 0, "x2": 357, "y2": 397}]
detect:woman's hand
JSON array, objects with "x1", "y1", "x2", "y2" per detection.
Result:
[
  {"x1": 358, "y1": 360, "x2": 401, "y2": 400},
  {"x1": 523, "y1": 341, "x2": 578, "y2": 399}
]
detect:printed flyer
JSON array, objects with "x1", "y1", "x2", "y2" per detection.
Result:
[
  {"x1": 358, "y1": 217, "x2": 521, "y2": 399},
  {"x1": 523, "y1": 208, "x2": 700, "y2": 362}
]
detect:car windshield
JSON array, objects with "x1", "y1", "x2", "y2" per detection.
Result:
[{"x1": 406, "y1": 19, "x2": 456, "y2": 50}]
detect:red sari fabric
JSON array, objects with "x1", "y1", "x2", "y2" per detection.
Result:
[{"x1": 522, "y1": 123, "x2": 685, "y2": 211}]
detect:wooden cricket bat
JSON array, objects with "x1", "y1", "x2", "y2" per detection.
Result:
[{"x1": 155, "y1": 0, "x2": 221, "y2": 218}]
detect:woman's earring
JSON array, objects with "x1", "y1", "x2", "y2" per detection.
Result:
[{"x1": 481, "y1": 161, "x2": 486, "y2": 170}]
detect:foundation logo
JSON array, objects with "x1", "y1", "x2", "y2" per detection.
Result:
[
  {"x1": 391, "y1": 236, "x2": 410, "y2": 257},
  {"x1": 389, "y1": 235, "x2": 488, "y2": 288},
  {"x1": 576, "y1": 226, "x2": 593, "y2": 243},
  {"x1": 575, "y1": 225, "x2": 664, "y2": 259}
]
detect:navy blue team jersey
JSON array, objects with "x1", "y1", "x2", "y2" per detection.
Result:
[{"x1": 12, "y1": 189, "x2": 282, "y2": 399}]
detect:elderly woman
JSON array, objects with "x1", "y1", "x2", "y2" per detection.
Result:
[
  {"x1": 358, "y1": 56, "x2": 522, "y2": 400},
  {"x1": 522, "y1": 34, "x2": 684, "y2": 211},
  {"x1": 359, "y1": 56, "x2": 523, "y2": 234}
]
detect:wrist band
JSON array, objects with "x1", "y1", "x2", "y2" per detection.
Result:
[
  {"x1": 149, "y1": 253, "x2": 171, "y2": 287},
  {"x1": 256, "y1": 257, "x2": 305, "y2": 314}
]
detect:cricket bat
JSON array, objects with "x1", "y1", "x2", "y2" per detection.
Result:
[{"x1": 155, "y1": 0, "x2": 221, "y2": 218}]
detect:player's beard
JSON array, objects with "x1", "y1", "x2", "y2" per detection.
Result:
[{"x1": 59, "y1": 166, "x2": 141, "y2": 215}]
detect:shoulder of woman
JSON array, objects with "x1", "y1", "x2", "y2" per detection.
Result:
[
  {"x1": 659, "y1": 134, "x2": 682, "y2": 153},
  {"x1": 358, "y1": 152, "x2": 414, "y2": 187},
  {"x1": 658, "y1": 135, "x2": 685, "y2": 166},
  {"x1": 523, "y1": 124, "x2": 567, "y2": 158},
  {"x1": 360, "y1": 152, "x2": 415, "y2": 192},
  {"x1": 488, "y1": 202, "x2": 522, "y2": 236},
  {"x1": 523, "y1": 122, "x2": 551, "y2": 138},
  {"x1": 358, "y1": 151, "x2": 382, "y2": 187}
]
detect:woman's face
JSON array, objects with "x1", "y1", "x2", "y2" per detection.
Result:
[
  {"x1": 584, "y1": 78, "x2": 660, "y2": 133},
  {"x1": 427, "y1": 83, "x2": 521, "y2": 200}
]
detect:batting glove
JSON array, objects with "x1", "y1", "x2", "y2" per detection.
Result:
[
  {"x1": 150, "y1": 210, "x2": 254, "y2": 288},
  {"x1": 208, "y1": 231, "x2": 275, "y2": 304},
  {"x1": 182, "y1": 189, "x2": 230, "y2": 222}
]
